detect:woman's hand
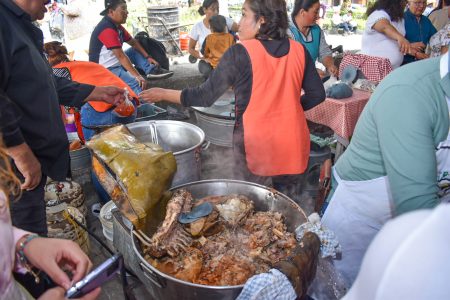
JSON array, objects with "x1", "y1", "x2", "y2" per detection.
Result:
[
  {"x1": 397, "y1": 36, "x2": 411, "y2": 54},
  {"x1": 139, "y1": 88, "x2": 182, "y2": 105},
  {"x1": 38, "y1": 286, "x2": 101, "y2": 300},
  {"x1": 414, "y1": 52, "x2": 429, "y2": 60},
  {"x1": 22, "y1": 237, "x2": 93, "y2": 290},
  {"x1": 327, "y1": 64, "x2": 339, "y2": 77},
  {"x1": 410, "y1": 41, "x2": 426, "y2": 53},
  {"x1": 139, "y1": 88, "x2": 167, "y2": 103}
]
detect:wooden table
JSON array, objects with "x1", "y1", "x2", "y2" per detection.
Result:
[{"x1": 305, "y1": 89, "x2": 372, "y2": 160}]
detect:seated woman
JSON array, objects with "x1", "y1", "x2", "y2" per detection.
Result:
[
  {"x1": 44, "y1": 41, "x2": 138, "y2": 142},
  {"x1": 403, "y1": 0, "x2": 437, "y2": 64},
  {"x1": 361, "y1": 0, "x2": 411, "y2": 69},
  {"x1": 140, "y1": 0, "x2": 325, "y2": 201},
  {"x1": 188, "y1": 0, "x2": 239, "y2": 78},
  {"x1": 429, "y1": 23, "x2": 450, "y2": 57},
  {"x1": 288, "y1": 0, "x2": 339, "y2": 78}
]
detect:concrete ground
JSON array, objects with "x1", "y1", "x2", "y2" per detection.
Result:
[{"x1": 81, "y1": 33, "x2": 363, "y2": 300}]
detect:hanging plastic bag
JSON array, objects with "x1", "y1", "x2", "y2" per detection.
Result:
[
  {"x1": 87, "y1": 125, "x2": 177, "y2": 230},
  {"x1": 50, "y1": 7, "x2": 64, "y2": 33},
  {"x1": 113, "y1": 88, "x2": 135, "y2": 117}
]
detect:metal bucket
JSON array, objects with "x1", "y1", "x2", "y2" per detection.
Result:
[
  {"x1": 192, "y1": 90, "x2": 236, "y2": 148},
  {"x1": 147, "y1": 6, "x2": 180, "y2": 54},
  {"x1": 67, "y1": 133, "x2": 91, "y2": 185},
  {"x1": 194, "y1": 112, "x2": 234, "y2": 147},
  {"x1": 131, "y1": 179, "x2": 307, "y2": 300},
  {"x1": 127, "y1": 121, "x2": 205, "y2": 187}
]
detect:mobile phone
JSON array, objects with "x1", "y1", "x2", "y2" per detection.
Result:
[{"x1": 65, "y1": 253, "x2": 123, "y2": 299}]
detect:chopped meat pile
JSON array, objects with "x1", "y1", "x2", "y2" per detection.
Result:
[{"x1": 143, "y1": 190, "x2": 297, "y2": 286}]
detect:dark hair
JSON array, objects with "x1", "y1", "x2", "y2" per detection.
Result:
[
  {"x1": 198, "y1": 0, "x2": 218, "y2": 16},
  {"x1": 43, "y1": 41, "x2": 69, "y2": 66},
  {"x1": 366, "y1": 0, "x2": 405, "y2": 22},
  {"x1": 246, "y1": 0, "x2": 289, "y2": 40},
  {"x1": 209, "y1": 15, "x2": 227, "y2": 33},
  {"x1": 291, "y1": 0, "x2": 319, "y2": 21}
]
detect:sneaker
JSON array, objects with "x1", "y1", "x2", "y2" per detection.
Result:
[{"x1": 146, "y1": 66, "x2": 174, "y2": 80}]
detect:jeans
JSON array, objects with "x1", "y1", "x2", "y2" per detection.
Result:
[
  {"x1": 108, "y1": 65, "x2": 142, "y2": 95},
  {"x1": 107, "y1": 48, "x2": 156, "y2": 94},
  {"x1": 125, "y1": 47, "x2": 155, "y2": 74},
  {"x1": 80, "y1": 102, "x2": 136, "y2": 141}
]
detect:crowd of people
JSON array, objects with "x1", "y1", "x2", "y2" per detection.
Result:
[{"x1": 1, "y1": 0, "x2": 450, "y2": 299}]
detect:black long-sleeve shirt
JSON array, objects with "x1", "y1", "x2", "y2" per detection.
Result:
[
  {"x1": 181, "y1": 38, "x2": 326, "y2": 128},
  {"x1": 0, "y1": 0, "x2": 94, "y2": 180}
]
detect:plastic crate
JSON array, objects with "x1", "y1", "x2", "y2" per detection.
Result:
[{"x1": 135, "y1": 103, "x2": 167, "y2": 122}]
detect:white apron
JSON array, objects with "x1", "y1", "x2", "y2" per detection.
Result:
[
  {"x1": 321, "y1": 169, "x2": 393, "y2": 286},
  {"x1": 324, "y1": 54, "x2": 450, "y2": 287}
]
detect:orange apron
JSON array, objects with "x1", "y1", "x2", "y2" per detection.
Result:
[
  {"x1": 54, "y1": 61, "x2": 138, "y2": 112},
  {"x1": 240, "y1": 39, "x2": 310, "y2": 176}
]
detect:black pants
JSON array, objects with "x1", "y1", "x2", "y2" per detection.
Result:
[
  {"x1": 9, "y1": 174, "x2": 48, "y2": 236},
  {"x1": 232, "y1": 131, "x2": 305, "y2": 201}
]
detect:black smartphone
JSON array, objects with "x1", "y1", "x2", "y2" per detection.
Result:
[{"x1": 65, "y1": 253, "x2": 123, "y2": 299}]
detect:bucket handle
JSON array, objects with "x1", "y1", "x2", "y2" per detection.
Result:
[
  {"x1": 139, "y1": 262, "x2": 166, "y2": 288},
  {"x1": 201, "y1": 140, "x2": 211, "y2": 151}
]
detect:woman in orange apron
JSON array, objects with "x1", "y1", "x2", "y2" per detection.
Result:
[{"x1": 139, "y1": 0, "x2": 325, "y2": 199}]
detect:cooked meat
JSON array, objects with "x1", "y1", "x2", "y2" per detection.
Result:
[{"x1": 143, "y1": 190, "x2": 302, "y2": 286}]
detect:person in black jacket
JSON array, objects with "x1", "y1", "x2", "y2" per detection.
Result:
[
  {"x1": 0, "y1": 0, "x2": 125, "y2": 238},
  {"x1": 140, "y1": 0, "x2": 325, "y2": 200}
]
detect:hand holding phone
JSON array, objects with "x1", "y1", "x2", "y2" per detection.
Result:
[{"x1": 65, "y1": 254, "x2": 123, "y2": 299}]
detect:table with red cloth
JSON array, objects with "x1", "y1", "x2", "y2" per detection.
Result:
[{"x1": 305, "y1": 88, "x2": 372, "y2": 160}]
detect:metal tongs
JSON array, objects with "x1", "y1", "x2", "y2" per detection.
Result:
[
  {"x1": 132, "y1": 229, "x2": 153, "y2": 247},
  {"x1": 149, "y1": 122, "x2": 159, "y2": 145}
]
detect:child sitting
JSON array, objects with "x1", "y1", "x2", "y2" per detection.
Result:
[{"x1": 199, "y1": 15, "x2": 236, "y2": 78}]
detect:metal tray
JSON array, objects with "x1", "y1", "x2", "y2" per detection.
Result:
[{"x1": 135, "y1": 103, "x2": 168, "y2": 122}]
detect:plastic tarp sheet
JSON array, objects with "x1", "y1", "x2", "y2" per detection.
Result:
[{"x1": 87, "y1": 125, "x2": 176, "y2": 230}]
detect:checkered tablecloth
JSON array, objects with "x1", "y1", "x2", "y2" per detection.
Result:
[
  {"x1": 305, "y1": 89, "x2": 371, "y2": 139},
  {"x1": 236, "y1": 269, "x2": 297, "y2": 300},
  {"x1": 338, "y1": 53, "x2": 393, "y2": 84}
]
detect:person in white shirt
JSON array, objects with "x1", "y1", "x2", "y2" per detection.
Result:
[
  {"x1": 361, "y1": 0, "x2": 412, "y2": 69},
  {"x1": 188, "y1": 0, "x2": 238, "y2": 77}
]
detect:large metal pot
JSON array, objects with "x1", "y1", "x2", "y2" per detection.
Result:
[
  {"x1": 127, "y1": 121, "x2": 205, "y2": 187},
  {"x1": 131, "y1": 179, "x2": 308, "y2": 300}
]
